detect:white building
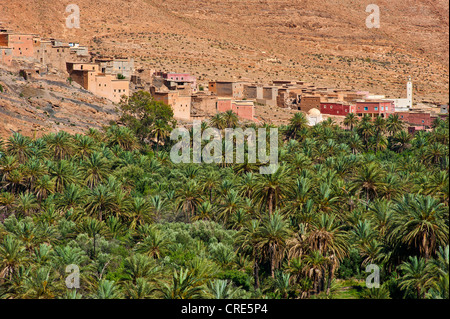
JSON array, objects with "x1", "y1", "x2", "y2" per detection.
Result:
[
  {"x1": 384, "y1": 77, "x2": 413, "y2": 112},
  {"x1": 307, "y1": 108, "x2": 323, "y2": 126}
]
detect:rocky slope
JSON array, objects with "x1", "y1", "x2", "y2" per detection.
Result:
[
  {"x1": 1, "y1": 0, "x2": 447, "y2": 103},
  {"x1": 0, "y1": 68, "x2": 117, "y2": 138}
]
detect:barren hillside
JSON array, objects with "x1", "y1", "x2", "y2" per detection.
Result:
[
  {"x1": 0, "y1": 68, "x2": 117, "y2": 138},
  {"x1": 0, "y1": 0, "x2": 449, "y2": 102}
]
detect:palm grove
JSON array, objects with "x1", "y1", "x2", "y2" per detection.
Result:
[{"x1": 0, "y1": 91, "x2": 448, "y2": 299}]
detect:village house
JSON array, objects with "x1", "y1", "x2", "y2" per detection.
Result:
[
  {"x1": 0, "y1": 31, "x2": 35, "y2": 61},
  {"x1": 150, "y1": 88, "x2": 191, "y2": 121},
  {"x1": 162, "y1": 72, "x2": 197, "y2": 92},
  {"x1": 0, "y1": 47, "x2": 13, "y2": 66},
  {"x1": 320, "y1": 102, "x2": 356, "y2": 116},
  {"x1": 298, "y1": 95, "x2": 321, "y2": 113},
  {"x1": 396, "y1": 111, "x2": 437, "y2": 128},
  {"x1": 261, "y1": 86, "x2": 278, "y2": 106},
  {"x1": 95, "y1": 57, "x2": 135, "y2": 79},
  {"x1": 191, "y1": 93, "x2": 218, "y2": 117},
  {"x1": 243, "y1": 84, "x2": 263, "y2": 100},
  {"x1": 217, "y1": 98, "x2": 256, "y2": 122},
  {"x1": 32, "y1": 37, "x2": 90, "y2": 73},
  {"x1": 68, "y1": 43, "x2": 90, "y2": 57},
  {"x1": 355, "y1": 100, "x2": 395, "y2": 118},
  {"x1": 66, "y1": 62, "x2": 130, "y2": 103},
  {"x1": 209, "y1": 81, "x2": 249, "y2": 99}
]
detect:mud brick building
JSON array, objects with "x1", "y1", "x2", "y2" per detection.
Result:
[
  {"x1": 95, "y1": 57, "x2": 135, "y2": 79},
  {"x1": 298, "y1": 95, "x2": 321, "y2": 113},
  {"x1": 151, "y1": 89, "x2": 191, "y2": 121},
  {"x1": 243, "y1": 84, "x2": 263, "y2": 100},
  {"x1": 0, "y1": 47, "x2": 13, "y2": 66},
  {"x1": 67, "y1": 62, "x2": 130, "y2": 103},
  {"x1": 397, "y1": 111, "x2": 436, "y2": 128},
  {"x1": 0, "y1": 32, "x2": 34, "y2": 60},
  {"x1": 209, "y1": 81, "x2": 249, "y2": 99},
  {"x1": 191, "y1": 93, "x2": 218, "y2": 116}
]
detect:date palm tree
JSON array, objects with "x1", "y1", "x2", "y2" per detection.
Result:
[
  {"x1": 77, "y1": 217, "x2": 107, "y2": 258},
  {"x1": 126, "y1": 196, "x2": 153, "y2": 229},
  {"x1": 256, "y1": 212, "x2": 292, "y2": 278},
  {"x1": 44, "y1": 131, "x2": 74, "y2": 160},
  {"x1": 151, "y1": 119, "x2": 171, "y2": 151},
  {"x1": 85, "y1": 184, "x2": 119, "y2": 221},
  {"x1": 134, "y1": 230, "x2": 170, "y2": 259},
  {"x1": 81, "y1": 152, "x2": 111, "y2": 189},
  {"x1": 123, "y1": 277, "x2": 155, "y2": 299},
  {"x1": 386, "y1": 114, "x2": 405, "y2": 136},
  {"x1": 73, "y1": 134, "x2": 97, "y2": 159},
  {"x1": 351, "y1": 163, "x2": 387, "y2": 202},
  {"x1": 390, "y1": 194, "x2": 448, "y2": 259},
  {"x1": 286, "y1": 112, "x2": 309, "y2": 140},
  {"x1": 302, "y1": 250, "x2": 329, "y2": 295},
  {"x1": 157, "y1": 267, "x2": 207, "y2": 299},
  {"x1": 223, "y1": 110, "x2": 239, "y2": 129},
  {"x1": 94, "y1": 279, "x2": 122, "y2": 299},
  {"x1": 0, "y1": 235, "x2": 27, "y2": 280},
  {"x1": 33, "y1": 175, "x2": 55, "y2": 202},
  {"x1": 391, "y1": 130, "x2": 413, "y2": 153},
  {"x1": 423, "y1": 142, "x2": 448, "y2": 165},
  {"x1": 253, "y1": 165, "x2": 290, "y2": 215},
  {"x1": 210, "y1": 113, "x2": 226, "y2": 130},
  {"x1": 218, "y1": 190, "x2": 243, "y2": 226},
  {"x1": 343, "y1": 113, "x2": 359, "y2": 131},
  {"x1": 236, "y1": 219, "x2": 262, "y2": 289},
  {"x1": 399, "y1": 256, "x2": 435, "y2": 299},
  {"x1": 48, "y1": 160, "x2": 79, "y2": 193},
  {"x1": 123, "y1": 254, "x2": 159, "y2": 284},
  {"x1": 207, "y1": 279, "x2": 239, "y2": 299},
  {"x1": 307, "y1": 213, "x2": 348, "y2": 262},
  {"x1": 6, "y1": 133, "x2": 33, "y2": 164},
  {"x1": 176, "y1": 180, "x2": 202, "y2": 222}
]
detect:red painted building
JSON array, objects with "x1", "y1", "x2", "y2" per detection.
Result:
[
  {"x1": 320, "y1": 102, "x2": 356, "y2": 116},
  {"x1": 397, "y1": 112, "x2": 434, "y2": 127},
  {"x1": 355, "y1": 100, "x2": 395, "y2": 118}
]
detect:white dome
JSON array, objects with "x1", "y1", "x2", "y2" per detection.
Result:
[{"x1": 308, "y1": 108, "x2": 321, "y2": 116}]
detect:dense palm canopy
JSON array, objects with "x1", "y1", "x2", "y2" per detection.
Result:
[{"x1": 0, "y1": 95, "x2": 448, "y2": 299}]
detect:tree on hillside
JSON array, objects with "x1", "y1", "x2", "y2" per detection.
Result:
[{"x1": 117, "y1": 91, "x2": 176, "y2": 147}]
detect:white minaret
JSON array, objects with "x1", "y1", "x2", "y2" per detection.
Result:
[{"x1": 407, "y1": 76, "x2": 413, "y2": 109}]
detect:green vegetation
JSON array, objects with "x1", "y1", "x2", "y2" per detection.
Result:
[{"x1": 0, "y1": 92, "x2": 448, "y2": 299}]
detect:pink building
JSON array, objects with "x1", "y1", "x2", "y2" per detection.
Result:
[
  {"x1": 355, "y1": 100, "x2": 395, "y2": 118},
  {"x1": 217, "y1": 98, "x2": 255, "y2": 122},
  {"x1": 0, "y1": 33, "x2": 34, "y2": 59},
  {"x1": 162, "y1": 72, "x2": 197, "y2": 92}
]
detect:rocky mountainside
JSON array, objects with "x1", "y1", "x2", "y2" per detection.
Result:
[{"x1": 1, "y1": 0, "x2": 448, "y2": 103}]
